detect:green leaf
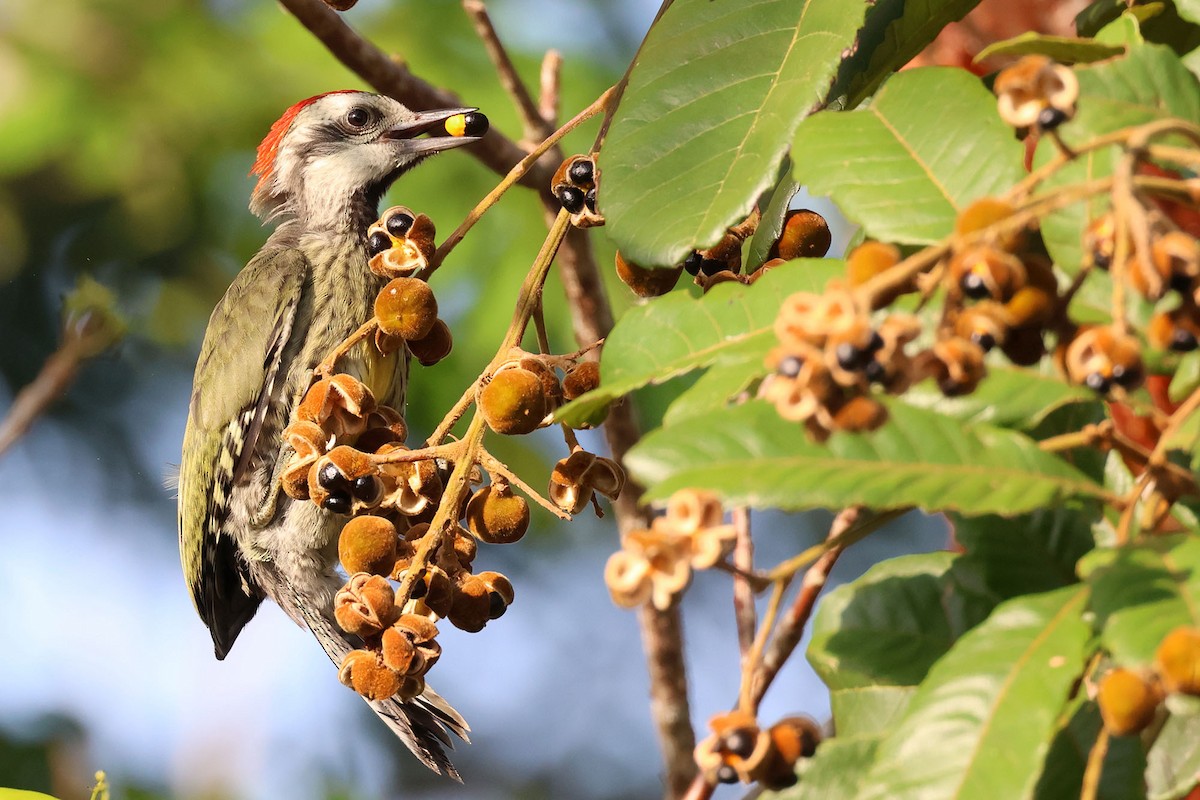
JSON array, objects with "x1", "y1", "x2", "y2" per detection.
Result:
[
  {"x1": 829, "y1": 685, "x2": 918, "y2": 736},
  {"x1": 625, "y1": 399, "x2": 1110, "y2": 513},
  {"x1": 1169, "y1": 351, "x2": 1200, "y2": 403},
  {"x1": 792, "y1": 67, "x2": 1026, "y2": 246},
  {"x1": 1036, "y1": 42, "x2": 1200, "y2": 275},
  {"x1": 856, "y1": 587, "x2": 1092, "y2": 800},
  {"x1": 1146, "y1": 709, "x2": 1200, "y2": 800},
  {"x1": 1081, "y1": 533, "x2": 1200, "y2": 665},
  {"x1": 1076, "y1": 2, "x2": 1162, "y2": 38},
  {"x1": 745, "y1": 168, "x2": 801, "y2": 272},
  {"x1": 660, "y1": 359, "x2": 764, "y2": 427},
  {"x1": 901, "y1": 366, "x2": 1098, "y2": 431},
  {"x1": 808, "y1": 552, "x2": 995, "y2": 690},
  {"x1": 555, "y1": 259, "x2": 843, "y2": 427},
  {"x1": 773, "y1": 737, "x2": 882, "y2": 799},
  {"x1": 0, "y1": 792, "x2": 62, "y2": 800},
  {"x1": 831, "y1": 0, "x2": 982, "y2": 108},
  {"x1": 952, "y1": 505, "x2": 1098, "y2": 600},
  {"x1": 1034, "y1": 695, "x2": 1148, "y2": 800},
  {"x1": 975, "y1": 33, "x2": 1126, "y2": 64},
  {"x1": 599, "y1": 0, "x2": 869, "y2": 266}
]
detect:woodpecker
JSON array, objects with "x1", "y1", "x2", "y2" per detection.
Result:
[{"x1": 178, "y1": 91, "x2": 481, "y2": 777}]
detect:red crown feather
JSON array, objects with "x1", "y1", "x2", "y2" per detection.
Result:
[{"x1": 251, "y1": 90, "x2": 360, "y2": 200}]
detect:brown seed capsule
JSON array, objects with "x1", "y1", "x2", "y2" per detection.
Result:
[
  {"x1": 1097, "y1": 667, "x2": 1161, "y2": 736},
  {"x1": 1156, "y1": 626, "x2": 1200, "y2": 695},
  {"x1": 406, "y1": 318, "x2": 454, "y2": 366},
  {"x1": 994, "y1": 55, "x2": 1079, "y2": 131},
  {"x1": 466, "y1": 484, "x2": 531, "y2": 544},
  {"x1": 769, "y1": 209, "x2": 831, "y2": 261},
  {"x1": 338, "y1": 649, "x2": 402, "y2": 701},
  {"x1": 1148, "y1": 306, "x2": 1200, "y2": 352},
  {"x1": 477, "y1": 571, "x2": 515, "y2": 619},
  {"x1": 615, "y1": 251, "x2": 683, "y2": 297},
  {"x1": 1084, "y1": 213, "x2": 1117, "y2": 270},
  {"x1": 519, "y1": 357, "x2": 563, "y2": 409},
  {"x1": 375, "y1": 277, "x2": 438, "y2": 341},
  {"x1": 949, "y1": 246, "x2": 1027, "y2": 302},
  {"x1": 549, "y1": 449, "x2": 598, "y2": 515},
  {"x1": 478, "y1": 367, "x2": 549, "y2": 435},
  {"x1": 333, "y1": 573, "x2": 399, "y2": 638},
  {"x1": 1064, "y1": 326, "x2": 1144, "y2": 395},
  {"x1": 563, "y1": 361, "x2": 601, "y2": 401},
  {"x1": 448, "y1": 574, "x2": 492, "y2": 632},
  {"x1": 338, "y1": 515, "x2": 400, "y2": 576}
]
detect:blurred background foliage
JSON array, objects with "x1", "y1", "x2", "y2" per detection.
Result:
[{"x1": 0, "y1": 1, "x2": 947, "y2": 798}]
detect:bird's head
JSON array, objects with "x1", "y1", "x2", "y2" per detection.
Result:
[{"x1": 249, "y1": 91, "x2": 482, "y2": 228}]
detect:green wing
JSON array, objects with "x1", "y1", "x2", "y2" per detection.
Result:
[{"x1": 178, "y1": 246, "x2": 308, "y2": 658}]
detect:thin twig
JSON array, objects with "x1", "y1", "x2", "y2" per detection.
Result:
[
  {"x1": 0, "y1": 338, "x2": 89, "y2": 458},
  {"x1": 731, "y1": 506, "x2": 756, "y2": 659},
  {"x1": 749, "y1": 507, "x2": 857, "y2": 708},
  {"x1": 428, "y1": 378, "x2": 481, "y2": 445},
  {"x1": 539, "y1": 50, "x2": 563, "y2": 129},
  {"x1": 478, "y1": 450, "x2": 570, "y2": 519},
  {"x1": 1080, "y1": 728, "x2": 1110, "y2": 800},
  {"x1": 463, "y1": 0, "x2": 552, "y2": 142}
]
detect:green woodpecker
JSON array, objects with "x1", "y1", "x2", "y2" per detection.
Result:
[{"x1": 178, "y1": 91, "x2": 480, "y2": 777}]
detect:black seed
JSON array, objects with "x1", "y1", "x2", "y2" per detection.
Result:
[
  {"x1": 716, "y1": 765, "x2": 739, "y2": 784},
  {"x1": 836, "y1": 342, "x2": 867, "y2": 371},
  {"x1": 1112, "y1": 363, "x2": 1142, "y2": 388},
  {"x1": 409, "y1": 576, "x2": 428, "y2": 599},
  {"x1": 568, "y1": 158, "x2": 594, "y2": 186},
  {"x1": 774, "y1": 773, "x2": 799, "y2": 789},
  {"x1": 368, "y1": 230, "x2": 392, "y2": 257},
  {"x1": 777, "y1": 355, "x2": 804, "y2": 378},
  {"x1": 865, "y1": 359, "x2": 886, "y2": 384},
  {"x1": 435, "y1": 457, "x2": 453, "y2": 484},
  {"x1": 385, "y1": 211, "x2": 414, "y2": 238},
  {"x1": 699, "y1": 258, "x2": 726, "y2": 277},
  {"x1": 867, "y1": 331, "x2": 884, "y2": 353},
  {"x1": 960, "y1": 272, "x2": 991, "y2": 300},
  {"x1": 318, "y1": 462, "x2": 343, "y2": 490},
  {"x1": 585, "y1": 187, "x2": 597, "y2": 212},
  {"x1": 1169, "y1": 271, "x2": 1194, "y2": 294},
  {"x1": 940, "y1": 378, "x2": 966, "y2": 397},
  {"x1": 352, "y1": 475, "x2": 380, "y2": 503},
  {"x1": 1037, "y1": 106, "x2": 1068, "y2": 132},
  {"x1": 460, "y1": 111, "x2": 489, "y2": 137},
  {"x1": 1171, "y1": 329, "x2": 1199, "y2": 352},
  {"x1": 323, "y1": 492, "x2": 351, "y2": 515},
  {"x1": 974, "y1": 331, "x2": 997, "y2": 352},
  {"x1": 1085, "y1": 372, "x2": 1111, "y2": 393},
  {"x1": 557, "y1": 185, "x2": 585, "y2": 214},
  {"x1": 683, "y1": 252, "x2": 704, "y2": 275},
  {"x1": 723, "y1": 730, "x2": 756, "y2": 759},
  {"x1": 488, "y1": 591, "x2": 507, "y2": 619},
  {"x1": 1092, "y1": 251, "x2": 1112, "y2": 270}
]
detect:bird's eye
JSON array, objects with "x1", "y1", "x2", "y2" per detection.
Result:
[{"x1": 346, "y1": 107, "x2": 371, "y2": 129}]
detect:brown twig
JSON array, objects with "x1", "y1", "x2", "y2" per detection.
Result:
[
  {"x1": 539, "y1": 50, "x2": 563, "y2": 129},
  {"x1": 478, "y1": 450, "x2": 570, "y2": 520},
  {"x1": 462, "y1": 0, "x2": 552, "y2": 142},
  {"x1": 0, "y1": 336, "x2": 91, "y2": 458},
  {"x1": 731, "y1": 506, "x2": 757, "y2": 659},
  {"x1": 749, "y1": 507, "x2": 857, "y2": 708}
]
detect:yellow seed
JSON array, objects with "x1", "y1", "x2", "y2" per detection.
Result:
[{"x1": 444, "y1": 114, "x2": 467, "y2": 137}]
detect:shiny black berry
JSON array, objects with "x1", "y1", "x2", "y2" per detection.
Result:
[
  {"x1": 488, "y1": 591, "x2": 508, "y2": 619},
  {"x1": 585, "y1": 186, "x2": 597, "y2": 212},
  {"x1": 1085, "y1": 372, "x2": 1111, "y2": 393},
  {"x1": 1171, "y1": 329, "x2": 1199, "y2": 352},
  {"x1": 716, "y1": 765, "x2": 738, "y2": 784},
  {"x1": 368, "y1": 230, "x2": 392, "y2": 257},
  {"x1": 556, "y1": 186, "x2": 585, "y2": 214},
  {"x1": 1037, "y1": 106, "x2": 1068, "y2": 132},
  {"x1": 385, "y1": 211, "x2": 414, "y2": 238},
  {"x1": 318, "y1": 462, "x2": 344, "y2": 490},
  {"x1": 778, "y1": 355, "x2": 804, "y2": 378},
  {"x1": 683, "y1": 252, "x2": 703, "y2": 275},
  {"x1": 460, "y1": 111, "x2": 489, "y2": 137},
  {"x1": 567, "y1": 158, "x2": 594, "y2": 185},
  {"x1": 723, "y1": 730, "x2": 756, "y2": 759},
  {"x1": 323, "y1": 492, "x2": 352, "y2": 515},
  {"x1": 960, "y1": 272, "x2": 991, "y2": 300},
  {"x1": 351, "y1": 475, "x2": 380, "y2": 503}
]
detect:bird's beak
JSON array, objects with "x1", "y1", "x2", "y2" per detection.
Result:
[{"x1": 383, "y1": 107, "x2": 483, "y2": 155}]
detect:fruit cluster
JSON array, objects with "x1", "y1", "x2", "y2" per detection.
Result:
[
  {"x1": 614, "y1": 208, "x2": 832, "y2": 297},
  {"x1": 994, "y1": 54, "x2": 1079, "y2": 134},
  {"x1": 552, "y1": 154, "x2": 603, "y2": 227},
  {"x1": 604, "y1": 489, "x2": 736, "y2": 609},
  {"x1": 1096, "y1": 626, "x2": 1200, "y2": 737},
  {"x1": 693, "y1": 710, "x2": 821, "y2": 790}
]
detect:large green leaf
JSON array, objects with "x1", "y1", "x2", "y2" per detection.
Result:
[
  {"x1": 625, "y1": 399, "x2": 1110, "y2": 513},
  {"x1": 856, "y1": 587, "x2": 1092, "y2": 800},
  {"x1": 775, "y1": 737, "x2": 882, "y2": 799},
  {"x1": 1036, "y1": 41, "x2": 1200, "y2": 274},
  {"x1": 831, "y1": 0, "x2": 982, "y2": 108},
  {"x1": 974, "y1": 33, "x2": 1126, "y2": 64},
  {"x1": 808, "y1": 552, "x2": 995, "y2": 690},
  {"x1": 1147, "y1": 709, "x2": 1200, "y2": 800},
  {"x1": 792, "y1": 67, "x2": 1026, "y2": 246},
  {"x1": 556, "y1": 259, "x2": 843, "y2": 427},
  {"x1": 1081, "y1": 533, "x2": 1200, "y2": 665},
  {"x1": 659, "y1": 358, "x2": 764, "y2": 427},
  {"x1": 599, "y1": 0, "x2": 869, "y2": 266},
  {"x1": 951, "y1": 505, "x2": 1098, "y2": 599},
  {"x1": 829, "y1": 685, "x2": 918, "y2": 736},
  {"x1": 901, "y1": 366, "x2": 1098, "y2": 431}
]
